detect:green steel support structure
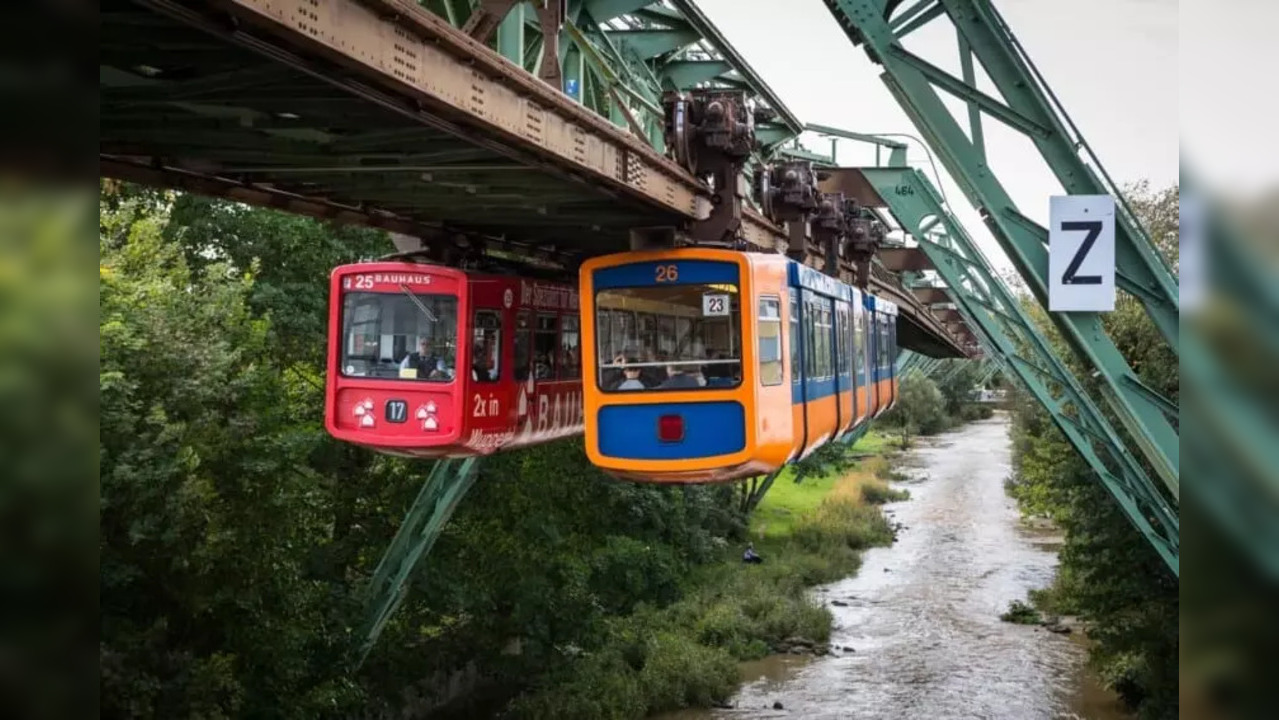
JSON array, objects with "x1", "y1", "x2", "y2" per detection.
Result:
[
  {"x1": 822, "y1": 0, "x2": 1180, "y2": 501},
  {"x1": 861, "y1": 166, "x2": 1177, "y2": 574},
  {"x1": 973, "y1": 359, "x2": 1001, "y2": 388},
  {"x1": 356, "y1": 457, "x2": 481, "y2": 666}
]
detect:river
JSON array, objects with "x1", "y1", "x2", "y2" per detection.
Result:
[{"x1": 657, "y1": 413, "x2": 1129, "y2": 720}]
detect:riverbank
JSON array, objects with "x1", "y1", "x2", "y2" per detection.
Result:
[
  {"x1": 658, "y1": 414, "x2": 1124, "y2": 720},
  {"x1": 507, "y1": 432, "x2": 901, "y2": 719}
]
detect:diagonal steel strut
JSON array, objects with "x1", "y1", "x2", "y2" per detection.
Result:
[{"x1": 355, "y1": 457, "x2": 481, "y2": 666}]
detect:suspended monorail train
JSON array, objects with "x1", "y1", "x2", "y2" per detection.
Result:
[
  {"x1": 580, "y1": 248, "x2": 898, "y2": 484},
  {"x1": 324, "y1": 262, "x2": 584, "y2": 457}
]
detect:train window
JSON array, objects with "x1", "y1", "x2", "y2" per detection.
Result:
[
  {"x1": 853, "y1": 307, "x2": 864, "y2": 381},
  {"x1": 607, "y1": 310, "x2": 634, "y2": 363},
  {"x1": 818, "y1": 304, "x2": 833, "y2": 379},
  {"x1": 514, "y1": 311, "x2": 532, "y2": 382},
  {"x1": 838, "y1": 304, "x2": 851, "y2": 376},
  {"x1": 638, "y1": 313, "x2": 657, "y2": 355},
  {"x1": 880, "y1": 320, "x2": 889, "y2": 367},
  {"x1": 559, "y1": 315, "x2": 580, "y2": 380},
  {"x1": 790, "y1": 295, "x2": 801, "y2": 384},
  {"x1": 595, "y1": 282, "x2": 742, "y2": 392},
  {"x1": 597, "y1": 310, "x2": 612, "y2": 363},
  {"x1": 472, "y1": 310, "x2": 501, "y2": 383},
  {"x1": 658, "y1": 315, "x2": 677, "y2": 356},
  {"x1": 340, "y1": 289, "x2": 458, "y2": 381},
  {"x1": 804, "y1": 296, "x2": 832, "y2": 380},
  {"x1": 534, "y1": 314, "x2": 558, "y2": 380},
  {"x1": 758, "y1": 296, "x2": 783, "y2": 386},
  {"x1": 879, "y1": 320, "x2": 887, "y2": 367}
]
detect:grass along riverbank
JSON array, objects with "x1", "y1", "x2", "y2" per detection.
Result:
[{"x1": 508, "y1": 432, "x2": 907, "y2": 720}]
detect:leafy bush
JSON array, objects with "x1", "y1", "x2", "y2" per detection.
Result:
[
  {"x1": 999, "y1": 600, "x2": 1042, "y2": 625},
  {"x1": 791, "y1": 496, "x2": 894, "y2": 553},
  {"x1": 860, "y1": 478, "x2": 910, "y2": 505}
]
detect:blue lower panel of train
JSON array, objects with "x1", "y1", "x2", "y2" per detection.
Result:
[{"x1": 597, "y1": 402, "x2": 746, "y2": 460}]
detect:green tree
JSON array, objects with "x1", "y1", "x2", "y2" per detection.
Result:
[
  {"x1": 98, "y1": 185, "x2": 756, "y2": 718},
  {"x1": 877, "y1": 372, "x2": 948, "y2": 444},
  {"x1": 99, "y1": 193, "x2": 361, "y2": 717}
]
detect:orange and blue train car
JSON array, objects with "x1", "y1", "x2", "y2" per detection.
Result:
[{"x1": 579, "y1": 248, "x2": 898, "y2": 484}]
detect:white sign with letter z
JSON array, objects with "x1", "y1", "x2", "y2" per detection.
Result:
[{"x1": 1048, "y1": 195, "x2": 1116, "y2": 312}]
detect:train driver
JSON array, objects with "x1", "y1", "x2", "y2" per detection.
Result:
[{"x1": 400, "y1": 339, "x2": 452, "y2": 380}]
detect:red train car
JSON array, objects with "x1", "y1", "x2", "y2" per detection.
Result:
[{"x1": 324, "y1": 261, "x2": 584, "y2": 458}]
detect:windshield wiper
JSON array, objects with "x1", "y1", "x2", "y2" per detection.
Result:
[{"x1": 399, "y1": 283, "x2": 437, "y2": 322}]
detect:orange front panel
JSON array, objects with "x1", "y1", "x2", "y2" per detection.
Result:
[{"x1": 580, "y1": 249, "x2": 760, "y2": 482}]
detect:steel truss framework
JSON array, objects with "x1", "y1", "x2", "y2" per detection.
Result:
[
  {"x1": 822, "y1": 0, "x2": 1180, "y2": 501},
  {"x1": 862, "y1": 166, "x2": 1177, "y2": 574},
  {"x1": 425, "y1": 0, "x2": 806, "y2": 153}
]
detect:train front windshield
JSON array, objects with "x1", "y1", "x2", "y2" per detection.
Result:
[
  {"x1": 595, "y1": 283, "x2": 742, "y2": 391},
  {"x1": 339, "y1": 289, "x2": 459, "y2": 381}
]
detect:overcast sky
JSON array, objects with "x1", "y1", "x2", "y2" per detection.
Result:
[{"x1": 693, "y1": 0, "x2": 1179, "y2": 272}]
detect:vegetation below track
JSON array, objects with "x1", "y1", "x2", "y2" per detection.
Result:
[{"x1": 508, "y1": 434, "x2": 903, "y2": 720}]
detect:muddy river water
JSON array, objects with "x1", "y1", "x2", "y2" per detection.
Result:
[{"x1": 658, "y1": 414, "x2": 1129, "y2": 720}]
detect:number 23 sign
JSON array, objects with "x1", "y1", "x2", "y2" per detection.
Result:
[{"x1": 702, "y1": 294, "x2": 729, "y2": 317}]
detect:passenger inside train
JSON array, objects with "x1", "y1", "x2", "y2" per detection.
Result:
[{"x1": 594, "y1": 281, "x2": 743, "y2": 392}]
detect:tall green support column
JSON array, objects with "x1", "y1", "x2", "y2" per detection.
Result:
[
  {"x1": 820, "y1": 0, "x2": 1180, "y2": 501},
  {"x1": 355, "y1": 457, "x2": 481, "y2": 666},
  {"x1": 496, "y1": 3, "x2": 525, "y2": 65},
  {"x1": 862, "y1": 166, "x2": 1178, "y2": 574}
]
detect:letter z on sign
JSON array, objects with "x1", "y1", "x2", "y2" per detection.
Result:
[{"x1": 1048, "y1": 195, "x2": 1115, "y2": 312}]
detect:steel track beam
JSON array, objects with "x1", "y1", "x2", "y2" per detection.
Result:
[
  {"x1": 191, "y1": 0, "x2": 708, "y2": 218},
  {"x1": 105, "y1": 0, "x2": 972, "y2": 356}
]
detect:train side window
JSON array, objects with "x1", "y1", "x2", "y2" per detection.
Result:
[
  {"x1": 879, "y1": 320, "x2": 887, "y2": 367},
  {"x1": 514, "y1": 311, "x2": 532, "y2": 382},
  {"x1": 853, "y1": 306, "x2": 863, "y2": 381},
  {"x1": 790, "y1": 294, "x2": 801, "y2": 384},
  {"x1": 758, "y1": 296, "x2": 783, "y2": 386},
  {"x1": 597, "y1": 309, "x2": 612, "y2": 362},
  {"x1": 534, "y1": 313, "x2": 559, "y2": 380},
  {"x1": 822, "y1": 305, "x2": 834, "y2": 378},
  {"x1": 842, "y1": 305, "x2": 852, "y2": 376},
  {"x1": 881, "y1": 320, "x2": 888, "y2": 367},
  {"x1": 559, "y1": 315, "x2": 580, "y2": 380},
  {"x1": 472, "y1": 310, "x2": 501, "y2": 383}
]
